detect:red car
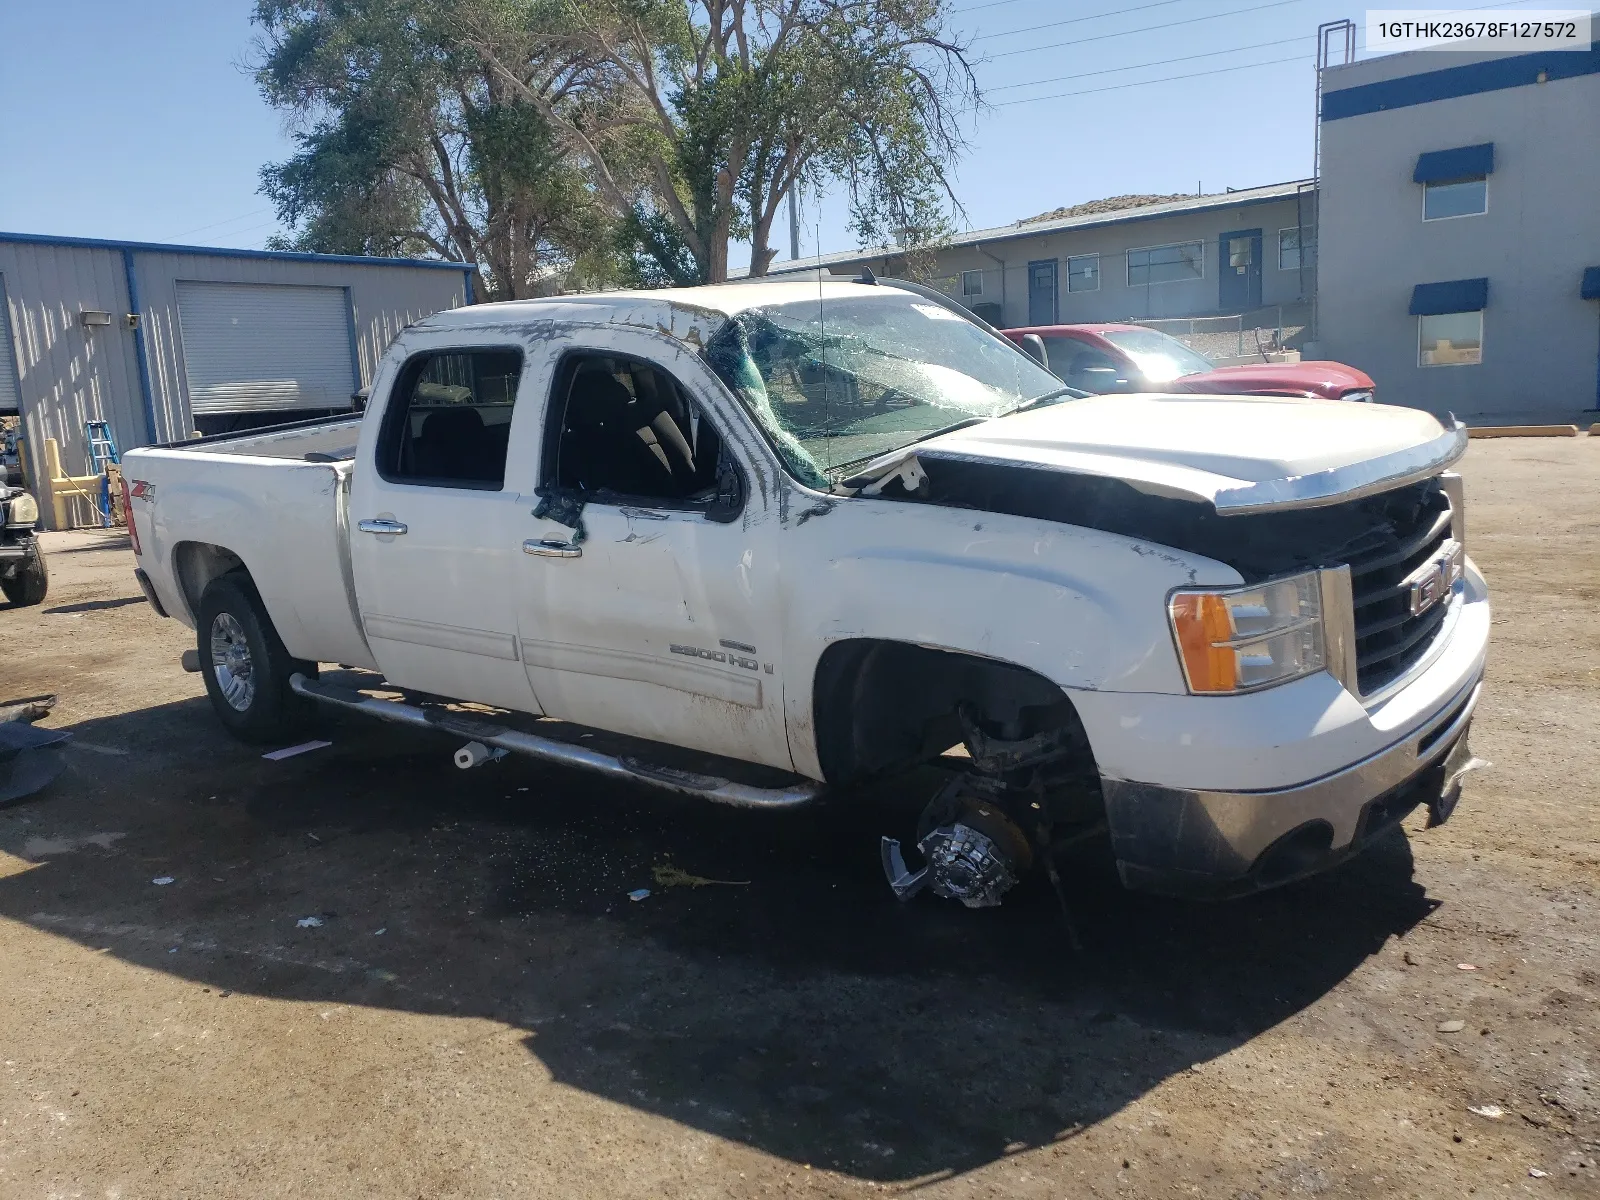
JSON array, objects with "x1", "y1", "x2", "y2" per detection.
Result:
[{"x1": 1003, "y1": 323, "x2": 1375, "y2": 403}]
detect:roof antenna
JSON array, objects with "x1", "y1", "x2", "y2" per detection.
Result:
[{"x1": 856, "y1": 266, "x2": 876, "y2": 285}]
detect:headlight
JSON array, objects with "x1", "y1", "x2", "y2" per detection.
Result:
[
  {"x1": 1169, "y1": 570, "x2": 1325, "y2": 693},
  {"x1": 6, "y1": 492, "x2": 38, "y2": 526}
]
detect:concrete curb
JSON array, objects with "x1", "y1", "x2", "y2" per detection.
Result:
[{"x1": 1467, "y1": 425, "x2": 1580, "y2": 439}]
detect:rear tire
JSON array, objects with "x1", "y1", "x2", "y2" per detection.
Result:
[
  {"x1": 1, "y1": 542, "x2": 48, "y2": 607},
  {"x1": 196, "y1": 573, "x2": 316, "y2": 743}
]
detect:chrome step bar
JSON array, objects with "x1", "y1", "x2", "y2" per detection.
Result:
[{"x1": 288, "y1": 674, "x2": 822, "y2": 810}]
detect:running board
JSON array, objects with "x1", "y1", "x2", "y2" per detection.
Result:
[{"x1": 288, "y1": 674, "x2": 822, "y2": 810}]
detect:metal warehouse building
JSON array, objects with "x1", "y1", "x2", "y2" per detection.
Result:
[
  {"x1": 0, "y1": 233, "x2": 473, "y2": 526},
  {"x1": 761, "y1": 180, "x2": 1319, "y2": 331},
  {"x1": 1315, "y1": 36, "x2": 1600, "y2": 423}
]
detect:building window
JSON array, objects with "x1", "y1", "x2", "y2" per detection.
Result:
[
  {"x1": 1418, "y1": 311, "x2": 1483, "y2": 367},
  {"x1": 961, "y1": 270, "x2": 983, "y2": 297},
  {"x1": 1127, "y1": 241, "x2": 1203, "y2": 287},
  {"x1": 1423, "y1": 177, "x2": 1488, "y2": 220},
  {"x1": 1278, "y1": 228, "x2": 1317, "y2": 270},
  {"x1": 1066, "y1": 255, "x2": 1100, "y2": 292}
]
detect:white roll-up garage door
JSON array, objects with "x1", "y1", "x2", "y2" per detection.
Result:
[
  {"x1": 0, "y1": 276, "x2": 19, "y2": 415},
  {"x1": 177, "y1": 281, "x2": 355, "y2": 414}
]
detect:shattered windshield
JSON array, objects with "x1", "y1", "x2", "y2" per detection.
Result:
[{"x1": 704, "y1": 290, "x2": 1067, "y2": 486}]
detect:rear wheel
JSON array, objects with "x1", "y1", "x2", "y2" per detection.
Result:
[
  {"x1": 196, "y1": 573, "x2": 316, "y2": 743},
  {"x1": 0, "y1": 542, "x2": 48, "y2": 607}
]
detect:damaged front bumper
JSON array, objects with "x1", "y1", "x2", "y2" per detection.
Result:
[{"x1": 1102, "y1": 675, "x2": 1485, "y2": 897}]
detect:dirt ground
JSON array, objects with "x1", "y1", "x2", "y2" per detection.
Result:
[{"x1": 0, "y1": 436, "x2": 1596, "y2": 1199}]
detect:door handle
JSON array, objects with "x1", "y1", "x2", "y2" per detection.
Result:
[
  {"x1": 358, "y1": 518, "x2": 408, "y2": 536},
  {"x1": 523, "y1": 537, "x2": 582, "y2": 559}
]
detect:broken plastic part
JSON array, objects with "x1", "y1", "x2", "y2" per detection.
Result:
[
  {"x1": 1429, "y1": 735, "x2": 1490, "y2": 827},
  {"x1": 880, "y1": 836, "x2": 929, "y2": 900},
  {"x1": 531, "y1": 485, "x2": 588, "y2": 544},
  {"x1": 860, "y1": 455, "x2": 928, "y2": 498}
]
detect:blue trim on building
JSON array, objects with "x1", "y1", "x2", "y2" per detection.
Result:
[
  {"x1": 462, "y1": 268, "x2": 475, "y2": 305},
  {"x1": 1323, "y1": 45, "x2": 1600, "y2": 121},
  {"x1": 1413, "y1": 143, "x2": 1494, "y2": 183},
  {"x1": 341, "y1": 286, "x2": 363, "y2": 397},
  {"x1": 1410, "y1": 277, "x2": 1489, "y2": 315},
  {"x1": 1, "y1": 230, "x2": 471, "y2": 272},
  {"x1": 0, "y1": 274, "x2": 25, "y2": 421},
  {"x1": 1582, "y1": 266, "x2": 1600, "y2": 301},
  {"x1": 121, "y1": 249, "x2": 160, "y2": 443}
]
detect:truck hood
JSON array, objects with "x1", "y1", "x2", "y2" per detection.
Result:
[
  {"x1": 1170, "y1": 360, "x2": 1375, "y2": 397},
  {"x1": 848, "y1": 393, "x2": 1467, "y2": 514}
]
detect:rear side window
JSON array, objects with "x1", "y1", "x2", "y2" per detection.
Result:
[{"x1": 378, "y1": 348, "x2": 523, "y2": 488}]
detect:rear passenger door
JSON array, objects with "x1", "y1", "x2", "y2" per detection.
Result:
[{"x1": 349, "y1": 343, "x2": 544, "y2": 713}]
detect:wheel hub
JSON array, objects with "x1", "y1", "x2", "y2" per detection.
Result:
[{"x1": 209, "y1": 612, "x2": 255, "y2": 712}]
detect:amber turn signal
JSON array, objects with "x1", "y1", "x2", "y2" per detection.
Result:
[{"x1": 1170, "y1": 591, "x2": 1239, "y2": 692}]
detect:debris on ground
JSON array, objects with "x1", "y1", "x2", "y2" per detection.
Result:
[
  {"x1": 1529, "y1": 1168, "x2": 1549, "y2": 1178},
  {"x1": 296, "y1": 915, "x2": 324, "y2": 928},
  {"x1": 0, "y1": 696, "x2": 71, "y2": 806},
  {"x1": 152, "y1": 876, "x2": 175, "y2": 886},
  {"x1": 1437, "y1": 1020, "x2": 1466, "y2": 1032},
  {"x1": 1457, "y1": 963, "x2": 1479, "y2": 970},
  {"x1": 652, "y1": 863, "x2": 750, "y2": 889},
  {"x1": 1469, "y1": 1105, "x2": 1506, "y2": 1119},
  {"x1": 0, "y1": 694, "x2": 56, "y2": 724},
  {"x1": 627, "y1": 888, "x2": 651, "y2": 902},
  {"x1": 261, "y1": 740, "x2": 332, "y2": 762}
]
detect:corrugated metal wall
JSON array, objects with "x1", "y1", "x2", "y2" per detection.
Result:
[
  {"x1": 0, "y1": 237, "x2": 467, "y2": 526},
  {"x1": 134, "y1": 250, "x2": 466, "y2": 441},
  {"x1": 0, "y1": 242, "x2": 147, "y2": 516}
]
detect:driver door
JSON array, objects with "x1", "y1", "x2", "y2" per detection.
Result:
[{"x1": 511, "y1": 335, "x2": 793, "y2": 771}]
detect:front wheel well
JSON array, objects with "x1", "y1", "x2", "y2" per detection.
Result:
[{"x1": 811, "y1": 639, "x2": 1097, "y2": 790}]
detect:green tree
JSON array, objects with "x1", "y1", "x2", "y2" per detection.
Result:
[
  {"x1": 254, "y1": 0, "x2": 621, "y2": 299},
  {"x1": 461, "y1": 0, "x2": 978, "y2": 283}
]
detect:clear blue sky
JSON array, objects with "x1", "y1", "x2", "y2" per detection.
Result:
[{"x1": 0, "y1": 0, "x2": 1556, "y2": 266}]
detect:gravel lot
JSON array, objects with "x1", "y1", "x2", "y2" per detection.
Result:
[{"x1": 0, "y1": 436, "x2": 1596, "y2": 1199}]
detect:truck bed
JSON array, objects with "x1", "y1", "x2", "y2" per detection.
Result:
[
  {"x1": 150, "y1": 414, "x2": 363, "y2": 462},
  {"x1": 122, "y1": 416, "x2": 374, "y2": 669}
]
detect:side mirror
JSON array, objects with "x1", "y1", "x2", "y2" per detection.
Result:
[
  {"x1": 705, "y1": 455, "x2": 744, "y2": 524},
  {"x1": 1019, "y1": 333, "x2": 1049, "y2": 369}
]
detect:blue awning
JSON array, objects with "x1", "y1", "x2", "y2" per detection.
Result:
[
  {"x1": 1413, "y1": 143, "x2": 1495, "y2": 184},
  {"x1": 1410, "y1": 278, "x2": 1489, "y2": 315},
  {"x1": 1583, "y1": 267, "x2": 1600, "y2": 301}
]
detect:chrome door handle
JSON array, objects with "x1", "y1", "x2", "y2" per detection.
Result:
[
  {"x1": 524, "y1": 537, "x2": 582, "y2": 558},
  {"x1": 358, "y1": 518, "x2": 408, "y2": 535}
]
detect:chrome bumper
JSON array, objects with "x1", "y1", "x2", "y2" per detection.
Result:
[{"x1": 1102, "y1": 675, "x2": 1483, "y2": 897}]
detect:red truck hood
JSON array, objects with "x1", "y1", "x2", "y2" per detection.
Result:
[{"x1": 1169, "y1": 360, "x2": 1374, "y2": 398}]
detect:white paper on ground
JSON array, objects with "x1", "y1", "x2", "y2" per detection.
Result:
[{"x1": 262, "y1": 740, "x2": 333, "y2": 761}]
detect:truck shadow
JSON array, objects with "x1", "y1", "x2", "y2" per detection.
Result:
[{"x1": 0, "y1": 698, "x2": 1438, "y2": 1183}]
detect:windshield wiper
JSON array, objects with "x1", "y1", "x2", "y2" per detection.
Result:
[
  {"x1": 911, "y1": 416, "x2": 991, "y2": 443},
  {"x1": 1005, "y1": 386, "x2": 1084, "y2": 416}
]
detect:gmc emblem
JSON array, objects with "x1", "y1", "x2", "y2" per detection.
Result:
[{"x1": 1405, "y1": 540, "x2": 1464, "y2": 618}]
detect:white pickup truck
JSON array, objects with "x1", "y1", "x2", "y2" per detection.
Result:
[{"x1": 122, "y1": 279, "x2": 1489, "y2": 905}]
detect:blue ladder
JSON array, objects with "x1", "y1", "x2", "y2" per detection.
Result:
[{"x1": 85, "y1": 420, "x2": 120, "y2": 528}]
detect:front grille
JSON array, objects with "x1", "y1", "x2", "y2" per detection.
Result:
[{"x1": 1344, "y1": 482, "x2": 1454, "y2": 694}]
